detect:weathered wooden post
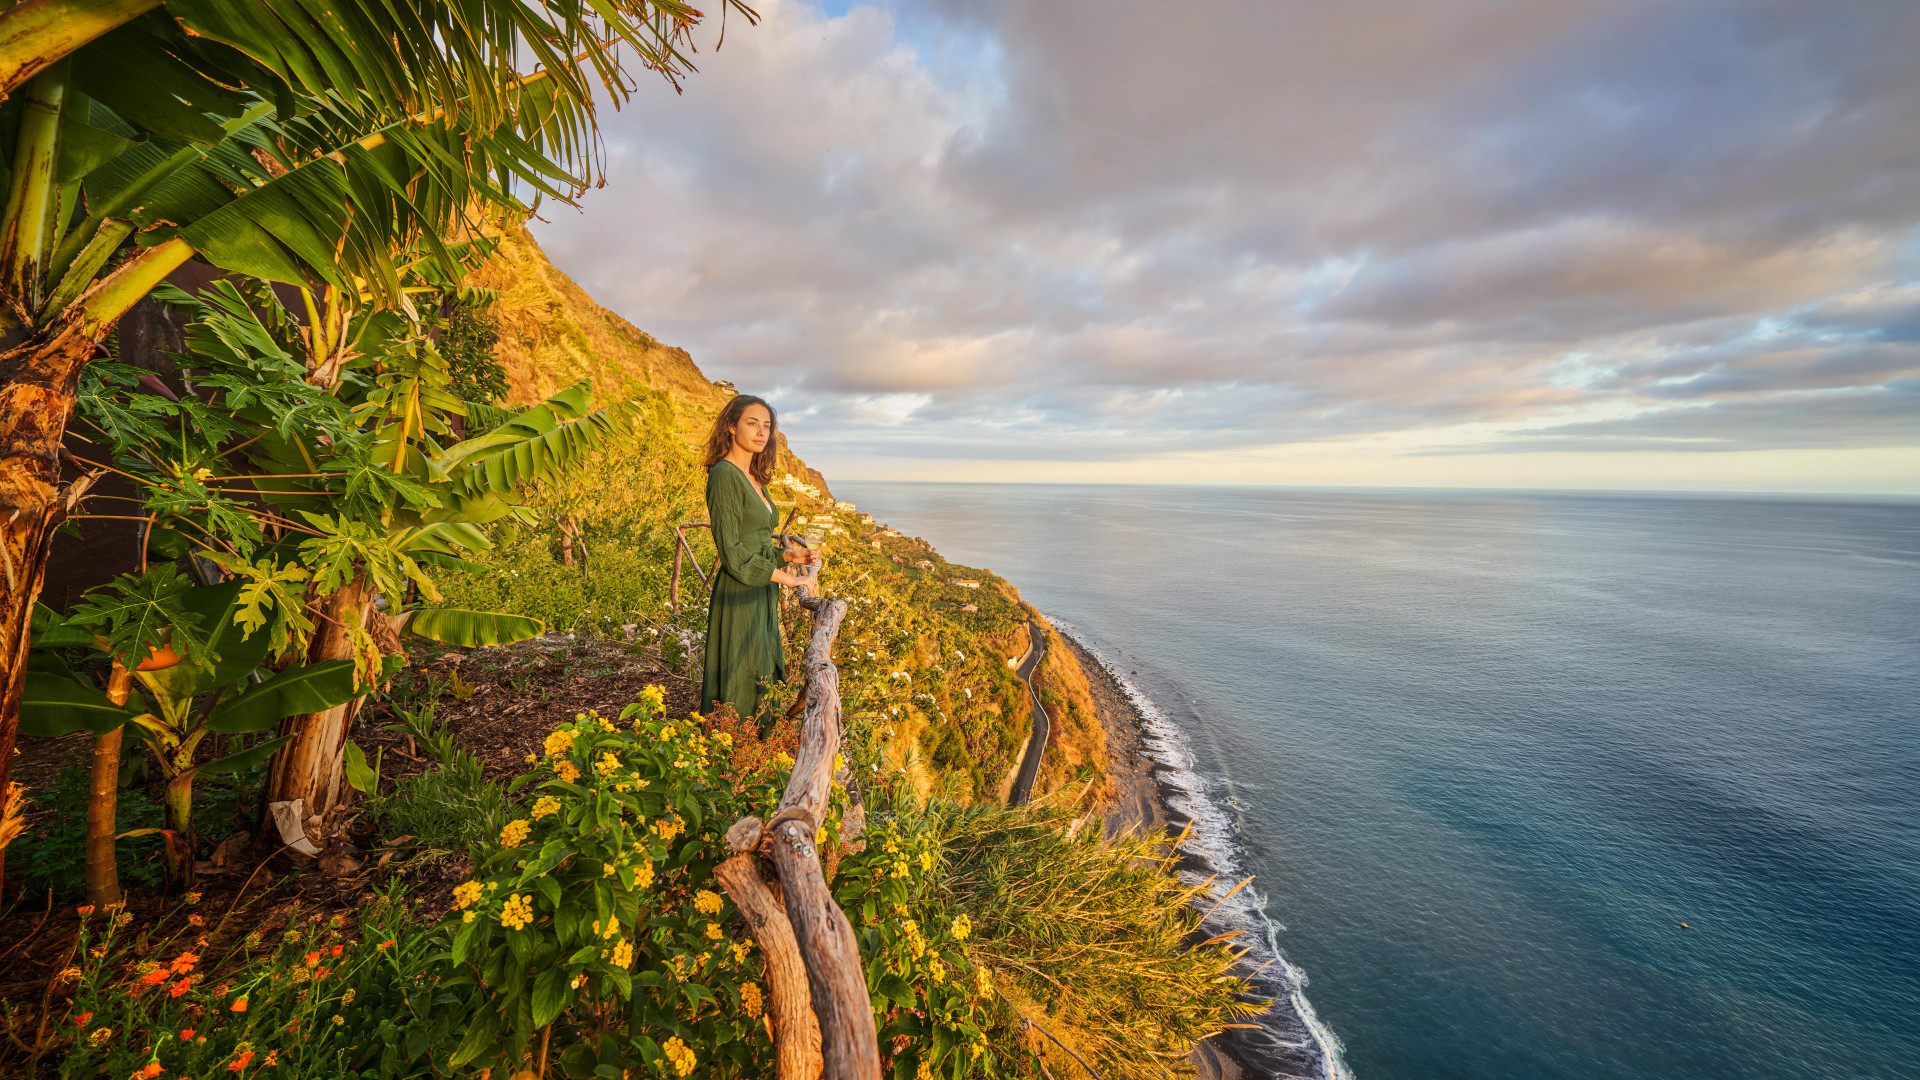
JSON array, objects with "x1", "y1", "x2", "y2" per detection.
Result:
[{"x1": 714, "y1": 557, "x2": 881, "y2": 1080}]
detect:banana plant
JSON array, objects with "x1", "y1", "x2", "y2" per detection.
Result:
[
  {"x1": 0, "y1": 0, "x2": 757, "y2": 891},
  {"x1": 24, "y1": 568, "x2": 369, "y2": 888}
]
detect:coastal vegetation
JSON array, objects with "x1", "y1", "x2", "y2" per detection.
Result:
[{"x1": 0, "y1": 5, "x2": 1260, "y2": 1077}]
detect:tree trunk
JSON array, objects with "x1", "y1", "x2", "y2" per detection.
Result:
[
  {"x1": 84, "y1": 662, "x2": 134, "y2": 906},
  {"x1": 265, "y1": 578, "x2": 367, "y2": 822},
  {"x1": 0, "y1": 328, "x2": 93, "y2": 892}
]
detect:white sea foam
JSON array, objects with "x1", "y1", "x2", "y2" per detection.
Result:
[{"x1": 1051, "y1": 618, "x2": 1354, "y2": 1080}]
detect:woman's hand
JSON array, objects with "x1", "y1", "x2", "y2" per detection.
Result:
[
  {"x1": 771, "y1": 568, "x2": 809, "y2": 588},
  {"x1": 782, "y1": 547, "x2": 820, "y2": 565}
]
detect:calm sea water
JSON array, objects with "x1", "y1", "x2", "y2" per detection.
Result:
[{"x1": 836, "y1": 484, "x2": 1920, "y2": 1080}]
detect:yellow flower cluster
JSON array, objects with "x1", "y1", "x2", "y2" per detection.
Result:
[
  {"x1": 901, "y1": 919, "x2": 926, "y2": 960},
  {"x1": 974, "y1": 965, "x2": 992, "y2": 999},
  {"x1": 500, "y1": 894, "x2": 534, "y2": 931},
  {"x1": 740, "y1": 982, "x2": 763, "y2": 1019},
  {"x1": 596, "y1": 752, "x2": 621, "y2": 776},
  {"x1": 452, "y1": 881, "x2": 483, "y2": 910},
  {"x1": 530, "y1": 796, "x2": 561, "y2": 820},
  {"x1": 554, "y1": 760, "x2": 580, "y2": 784},
  {"x1": 653, "y1": 818, "x2": 683, "y2": 842},
  {"x1": 662, "y1": 1035, "x2": 697, "y2": 1077},
  {"x1": 713, "y1": 731, "x2": 734, "y2": 749},
  {"x1": 927, "y1": 957, "x2": 946, "y2": 983},
  {"x1": 729, "y1": 940, "x2": 753, "y2": 964},
  {"x1": 499, "y1": 819, "x2": 531, "y2": 848},
  {"x1": 543, "y1": 728, "x2": 576, "y2": 757},
  {"x1": 693, "y1": 889, "x2": 724, "y2": 915},
  {"x1": 659, "y1": 724, "x2": 677, "y2": 740},
  {"x1": 919, "y1": 850, "x2": 935, "y2": 871},
  {"x1": 611, "y1": 940, "x2": 633, "y2": 968},
  {"x1": 704, "y1": 922, "x2": 723, "y2": 940},
  {"x1": 949, "y1": 914, "x2": 970, "y2": 941},
  {"x1": 636, "y1": 860, "x2": 655, "y2": 888}
]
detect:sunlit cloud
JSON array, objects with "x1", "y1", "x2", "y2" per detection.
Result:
[{"x1": 533, "y1": 0, "x2": 1920, "y2": 493}]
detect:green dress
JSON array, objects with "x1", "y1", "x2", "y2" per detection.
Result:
[{"x1": 701, "y1": 460, "x2": 787, "y2": 727}]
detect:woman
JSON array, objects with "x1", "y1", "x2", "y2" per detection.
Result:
[{"x1": 700, "y1": 395, "x2": 816, "y2": 733}]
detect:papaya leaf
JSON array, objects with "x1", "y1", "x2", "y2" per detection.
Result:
[{"x1": 68, "y1": 566, "x2": 209, "y2": 672}]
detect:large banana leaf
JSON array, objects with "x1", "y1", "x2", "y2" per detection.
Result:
[
  {"x1": 403, "y1": 608, "x2": 545, "y2": 648},
  {"x1": 206, "y1": 659, "x2": 359, "y2": 734},
  {"x1": 198, "y1": 733, "x2": 297, "y2": 776},
  {"x1": 438, "y1": 382, "x2": 635, "y2": 500},
  {"x1": 20, "y1": 672, "x2": 144, "y2": 737}
]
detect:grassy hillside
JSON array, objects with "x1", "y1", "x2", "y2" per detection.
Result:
[{"x1": 448, "y1": 228, "x2": 1106, "y2": 808}]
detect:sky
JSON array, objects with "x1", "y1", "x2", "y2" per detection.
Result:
[{"x1": 530, "y1": 0, "x2": 1920, "y2": 493}]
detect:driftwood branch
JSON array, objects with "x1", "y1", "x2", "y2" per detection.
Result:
[
  {"x1": 713, "y1": 551, "x2": 881, "y2": 1080},
  {"x1": 717, "y1": 849, "x2": 823, "y2": 1080}
]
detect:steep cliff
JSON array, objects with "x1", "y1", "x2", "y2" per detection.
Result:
[{"x1": 464, "y1": 226, "x2": 828, "y2": 496}]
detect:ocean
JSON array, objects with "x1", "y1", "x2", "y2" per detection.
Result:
[{"x1": 835, "y1": 484, "x2": 1920, "y2": 1080}]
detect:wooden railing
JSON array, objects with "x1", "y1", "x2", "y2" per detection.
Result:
[{"x1": 710, "y1": 547, "x2": 881, "y2": 1080}]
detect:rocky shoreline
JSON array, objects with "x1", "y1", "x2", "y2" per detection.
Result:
[{"x1": 1061, "y1": 633, "x2": 1286, "y2": 1080}]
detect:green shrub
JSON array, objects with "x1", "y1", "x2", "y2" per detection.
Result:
[
  {"x1": 54, "y1": 887, "x2": 444, "y2": 1080},
  {"x1": 439, "y1": 687, "x2": 797, "y2": 1078}
]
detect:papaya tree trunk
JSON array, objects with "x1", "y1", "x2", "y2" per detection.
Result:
[
  {"x1": 265, "y1": 578, "x2": 368, "y2": 824},
  {"x1": 84, "y1": 662, "x2": 134, "y2": 906}
]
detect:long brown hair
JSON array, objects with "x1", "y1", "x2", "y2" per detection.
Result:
[{"x1": 703, "y1": 394, "x2": 778, "y2": 485}]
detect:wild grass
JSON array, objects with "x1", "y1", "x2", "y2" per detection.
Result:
[
  {"x1": 926, "y1": 795, "x2": 1267, "y2": 1078},
  {"x1": 365, "y1": 706, "x2": 510, "y2": 855}
]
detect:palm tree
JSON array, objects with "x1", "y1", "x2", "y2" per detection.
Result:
[{"x1": 0, "y1": 0, "x2": 755, "y2": 885}]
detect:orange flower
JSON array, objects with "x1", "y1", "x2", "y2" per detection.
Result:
[
  {"x1": 227, "y1": 1050, "x2": 253, "y2": 1072},
  {"x1": 314, "y1": 966, "x2": 329, "y2": 980},
  {"x1": 141, "y1": 1061, "x2": 164, "y2": 1078},
  {"x1": 171, "y1": 952, "x2": 200, "y2": 974},
  {"x1": 229, "y1": 998, "x2": 248, "y2": 1013},
  {"x1": 304, "y1": 951, "x2": 321, "y2": 967},
  {"x1": 377, "y1": 939, "x2": 395, "y2": 950},
  {"x1": 141, "y1": 966, "x2": 170, "y2": 986},
  {"x1": 77, "y1": 905, "x2": 96, "y2": 917},
  {"x1": 180, "y1": 1028, "x2": 196, "y2": 1041},
  {"x1": 330, "y1": 944, "x2": 343, "y2": 958},
  {"x1": 73, "y1": 1012, "x2": 92, "y2": 1027},
  {"x1": 170, "y1": 978, "x2": 192, "y2": 998}
]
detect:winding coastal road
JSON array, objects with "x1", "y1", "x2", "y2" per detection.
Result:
[{"x1": 1007, "y1": 621, "x2": 1048, "y2": 806}]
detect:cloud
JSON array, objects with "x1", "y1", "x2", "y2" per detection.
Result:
[{"x1": 530, "y1": 0, "x2": 1920, "y2": 486}]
